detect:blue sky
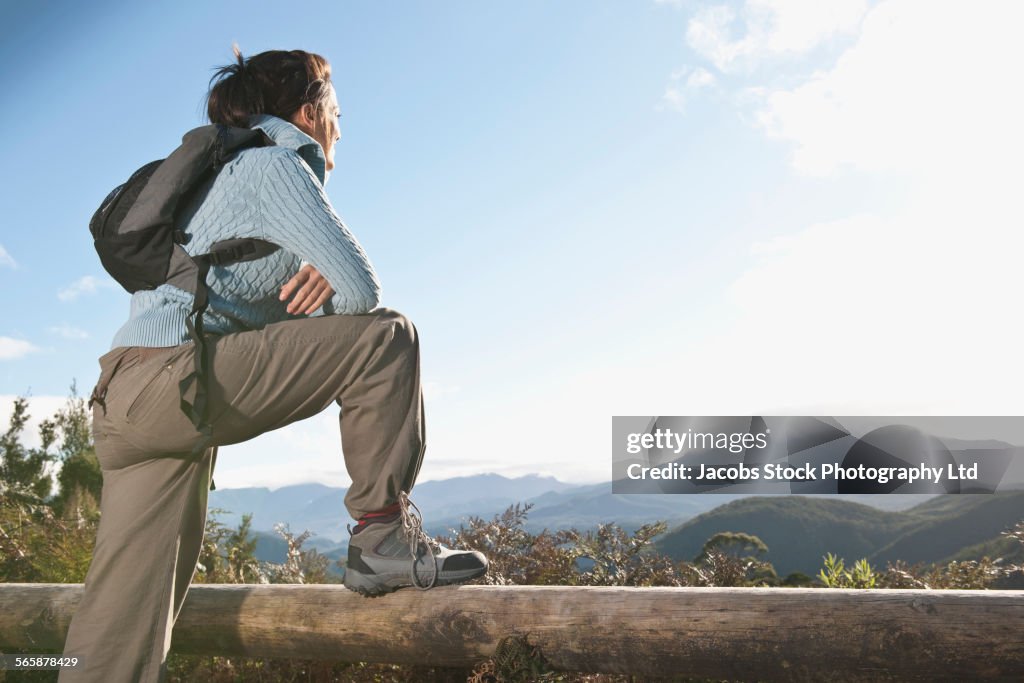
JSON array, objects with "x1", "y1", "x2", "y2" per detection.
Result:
[{"x1": 2, "y1": 0, "x2": 1021, "y2": 489}]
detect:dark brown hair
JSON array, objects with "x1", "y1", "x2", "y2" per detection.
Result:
[{"x1": 206, "y1": 45, "x2": 333, "y2": 128}]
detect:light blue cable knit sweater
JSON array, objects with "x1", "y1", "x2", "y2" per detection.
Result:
[{"x1": 109, "y1": 114, "x2": 382, "y2": 349}]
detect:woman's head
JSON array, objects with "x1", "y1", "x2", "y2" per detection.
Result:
[{"x1": 207, "y1": 46, "x2": 341, "y2": 172}]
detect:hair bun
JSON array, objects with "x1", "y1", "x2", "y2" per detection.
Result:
[{"x1": 207, "y1": 47, "x2": 332, "y2": 128}]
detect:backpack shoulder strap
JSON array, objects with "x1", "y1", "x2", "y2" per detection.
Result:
[{"x1": 173, "y1": 127, "x2": 278, "y2": 461}]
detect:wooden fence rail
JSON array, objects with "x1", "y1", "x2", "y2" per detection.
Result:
[{"x1": 1, "y1": 583, "x2": 1022, "y2": 681}]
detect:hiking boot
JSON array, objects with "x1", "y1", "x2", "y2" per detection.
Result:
[{"x1": 343, "y1": 492, "x2": 488, "y2": 597}]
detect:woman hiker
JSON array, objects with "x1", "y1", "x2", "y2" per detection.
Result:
[{"x1": 59, "y1": 47, "x2": 488, "y2": 683}]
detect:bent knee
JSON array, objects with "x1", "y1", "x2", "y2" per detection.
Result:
[{"x1": 371, "y1": 307, "x2": 418, "y2": 349}]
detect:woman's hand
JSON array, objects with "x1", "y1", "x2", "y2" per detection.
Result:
[{"x1": 280, "y1": 264, "x2": 335, "y2": 314}]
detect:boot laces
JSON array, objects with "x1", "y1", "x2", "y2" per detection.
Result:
[{"x1": 398, "y1": 491, "x2": 438, "y2": 590}]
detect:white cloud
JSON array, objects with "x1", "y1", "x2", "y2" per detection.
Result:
[
  {"x1": 661, "y1": 86, "x2": 688, "y2": 113},
  {"x1": 0, "y1": 337, "x2": 38, "y2": 361},
  {"x1": 687, "y1": 0, "x2": 868, "y2": 72},
  {"x1": 663, "y1": 0, "x2": 866, "y2": 112},
  {"x1": 58, "y1": 275, "x2": 117, "y2": 302},
  {"x1": 659, "y1": 65, "x2": 716, "y2": 112},
  {"x1": 723, "y1": 205, "x2": 1022, "y2": 413},
  {"x1": 48, "y1": 325, "x2": 90, "y2": 340},
  {"x1": 0, "y1": 244, "x2": 16, "y2": 269},
  {"x1": 686, "y1": 66, "x2": 716, "y2": 88},
  {"x1": 707, "y1": 0, "x2": 1024, "y2": 413},
  {"x1": 752, "y1": 0, "x2": 1024, "y2": 181}
]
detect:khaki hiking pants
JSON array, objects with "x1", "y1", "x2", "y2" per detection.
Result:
[{"x1": 59, "y1": 308, "x2": 425, "y2": 683}]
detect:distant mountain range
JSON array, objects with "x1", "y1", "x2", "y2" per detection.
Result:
[
  {"x1": 208, "y1": 473, "x2": 940, "y2": 545},
  {"x1": 209, "y1": 473, "x2": 580, "y2": 543}
]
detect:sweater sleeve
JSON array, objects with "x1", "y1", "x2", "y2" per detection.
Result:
[{"x1": 258, "y1": 149, "x2": 382, "y2": 314}]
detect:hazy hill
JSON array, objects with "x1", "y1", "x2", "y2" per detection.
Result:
[
  {"x1": 948, "y1": 533, "x2": 1024, "y2": 566},
  {"x1": 655, "y1": 492, "x2": 1024, "y2": 576},
  {"x1": 868, "y1": 492, "x2": 1024, "y2": 566},
  {"x1": 655, "y1": 496, "x2": 908, "y2": 575}
]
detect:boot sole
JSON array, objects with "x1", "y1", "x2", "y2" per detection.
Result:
[{"x1": 344, "y1": 565, "x2": 487, "y2": 597}]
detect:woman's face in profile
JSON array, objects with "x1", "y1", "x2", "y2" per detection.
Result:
[
  {"x1": 318, "y1": 83, "x2": 341, "y2": 174},
  {"x1": 293, "y1": 82, "x2": 341, "y2": 177}
]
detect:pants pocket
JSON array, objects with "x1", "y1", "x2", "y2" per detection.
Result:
[
  {"x1": 124, "y1": 361, "x2": 174, "y2": 426},
  {"x1": 119, "y1": 347, "x2": 209, "y2": 454}
]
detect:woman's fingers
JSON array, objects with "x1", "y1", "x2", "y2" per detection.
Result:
[
  {"x1": 281, "y1": 266, "x2": 314, "y2": 313},
  {"x1": 297, "y1": 278, "x2": 334, "y2": 314},
  {"x1": 290, "y1": 280, "x2": 319, "y2": 314},
  {"x1": 305, "y1": 282, "x2": 333, "y2": 314},
  {"x1": 281, "y1": 265, "x2": 336, "y2": 314},
  {"x1": 279, "y1": 267, "x2": 310, "y2": 304}
]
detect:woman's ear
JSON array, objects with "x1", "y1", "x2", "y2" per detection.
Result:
[{"x1": 290, "y1": 102, "x2": 318, "y2": 135}]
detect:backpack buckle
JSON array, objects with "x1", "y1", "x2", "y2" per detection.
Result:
[{"x1": 207, "y1": 243, "x2": 249, "y2": 266}]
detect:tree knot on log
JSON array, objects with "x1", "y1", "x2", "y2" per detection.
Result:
[
  {"x1": 428, "y1": 607, "x2": 488, "y2": 647},
  {"x1": 468, "y1": 634, "x2": 555, "y2": 683},
  {"x1": 909, "y1": 598, "x2": 938, "y2": 615}
]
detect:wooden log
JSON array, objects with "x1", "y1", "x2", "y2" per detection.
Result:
[{"x1": 1, "y1": 583, "x2": 1022, "y2": 681}]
